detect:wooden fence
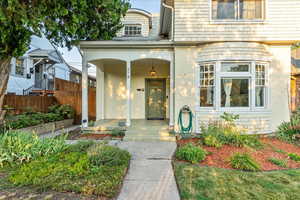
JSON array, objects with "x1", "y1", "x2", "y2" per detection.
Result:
[
  {"x1": 54, "y1": 78, "x2": 96, "y2": 124},
  {"x1": 3, "y1": 95, "x2": 57, "y2": 115}
]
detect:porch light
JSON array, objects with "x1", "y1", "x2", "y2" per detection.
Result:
[{"x1": 149, "y1": 60, "x2": 157, "y2": 76}]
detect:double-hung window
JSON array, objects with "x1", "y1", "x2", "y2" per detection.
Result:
[
  {"x1": 124, "y1": 24, "x2": 142, "y2": 37},
  {"x1": 199, "y1": 61, "x2": 268, "y2": 109},
  {"x1": 212, "y1": 0, "x2": 265, "y2": 21},
  {"x1": 15, "y1": 59, "x2": 25, "y2": 77}
]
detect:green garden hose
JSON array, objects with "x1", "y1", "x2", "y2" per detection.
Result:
[{"x1": 178, "y1": 105, "x2": 193, "y2": 134}]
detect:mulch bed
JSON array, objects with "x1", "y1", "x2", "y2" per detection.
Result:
[{"x1": 177, "y1": 137, "x2": 300, "y2": 171}]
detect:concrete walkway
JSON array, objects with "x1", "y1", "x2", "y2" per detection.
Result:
[{"x1": 117, "y1": 141, "x2": 180, "y2": 200}]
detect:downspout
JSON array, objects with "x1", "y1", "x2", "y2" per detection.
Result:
[{"x1": 162, "y1": 2, "x2": 176, "y2": 129}]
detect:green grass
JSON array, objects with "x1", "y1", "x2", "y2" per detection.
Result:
[
  {"x1": 174, "y1": 162, "x2": 300, "y2": 200},
  {"x1": 1, "y1": 142, "x2": 130, "y2": 198},
  {"x1": 268, "y1": 158, "x2": 287, "y2": 168}
]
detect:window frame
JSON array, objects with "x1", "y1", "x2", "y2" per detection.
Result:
[
  {"x1": 210, "y1": 0, "x2": 266, "y2": 23},
  {"x1": 197, "y1": 60, "x2": 269, "y2": 112},
  {"x1": 123, "y1": 24, "x2": 142, "y2": 37},
  {"x1": 14, "y1": 59, "x2": 25, "y2": 77}
]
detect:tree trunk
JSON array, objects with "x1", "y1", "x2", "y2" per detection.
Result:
[{"x1": 0, "y1": 58, "x2": 11, "y2": 122}]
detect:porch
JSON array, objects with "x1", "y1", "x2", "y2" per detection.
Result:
[{"x1": 80, "y1": 43, "x2": 175, "y2": 129}]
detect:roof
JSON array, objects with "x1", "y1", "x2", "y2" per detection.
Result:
[
  {"x1": 27, "y1": 48, "x2": 62, "y2": 63},
  {"x1": 69, "y1": 65, "x2": 96, "y2": 80}
]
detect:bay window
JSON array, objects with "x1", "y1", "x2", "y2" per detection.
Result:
[
  {"x1": 212, "y1": 0, "x2": 264, "y2": 20},
  {"x1": 199, "y1": 61, "x2": 268, "y2": 109}
]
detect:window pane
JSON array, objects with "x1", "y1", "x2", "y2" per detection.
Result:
[
  {"x1": 221, "y1": 78, "x2": 249, "y2": 107},
  {"x1": 124, "y1": 25, "x2": 142, "y2": 36},
  {"x1": 15, "y1": 59, "x2": 24, "y2": 76},
  {"x1": 240, "y1": 0, "x2": 263, "y2": 19},
  {"x1": 256, "y1": 86, "x2": 264, "y2": 107},
  {"x1": 221, "y1": 62, "x2": 250, "y2": 72},
  {"x1": 212, "y1": 0, "x2": 236, "y2": 20},
  {"x1": 200, "y1": 64, "x2": 215, "y2": 107},
  {"x1": 200, "y1": 87, "x2": 214, "y2": 107}
]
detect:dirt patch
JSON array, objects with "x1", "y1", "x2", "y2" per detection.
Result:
[{"x1": 177, "y1": 137, "x2": 300, "y2": 171}]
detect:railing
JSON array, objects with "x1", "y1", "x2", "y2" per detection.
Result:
[{"x1": 23, "y1": 85, "x2": 35, "y2": 95}]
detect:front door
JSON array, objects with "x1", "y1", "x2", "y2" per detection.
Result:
[{"x1": 146, "y1": 79, "x2": 166, "y2": 120}]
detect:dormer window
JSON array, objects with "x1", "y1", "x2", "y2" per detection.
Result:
[
  {"x1": 212, "y1": 0, "x2": 264, "y2": 21},
  {"x1": 124, "y1": 24, "x2": 142, "y2": 37}
]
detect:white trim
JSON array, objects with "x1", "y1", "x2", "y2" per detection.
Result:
[
  {"x1": 126, "y1": 61, "x2": 131, "y2": 126},
  {"x1": 81, "y1": 52, "x2": 89, "y2": 128},
  {"x1": 197, "y1": 60, "x2": 270, "y2": 113},
  {"x1": 209, "y1": 0, "x2": 267, "y2": 24}
]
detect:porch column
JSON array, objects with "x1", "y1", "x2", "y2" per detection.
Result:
[
  {"x1": 81, "y1": 52, "x2": 89, "y2": 128},
  {"x1": 126, "y1": 61, "x2": 131, "y2": 126},
  {"x1": 96, "y1": 64, "x2": 105, "y2": 120},
  {"x1": 170, "y1": 58, "x2": 175, "y2": 127}
]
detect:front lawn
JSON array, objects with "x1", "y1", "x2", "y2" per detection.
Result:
[
  {"x1": 0, "y1": 132, "x2": 130, "y2": 199},
  {"x1": 174, "y1": 162, "x2": 300, "y2": 200}
]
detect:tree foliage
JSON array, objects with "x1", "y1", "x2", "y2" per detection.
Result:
[{"x1": 0, "y1": 0, "x2": 130, "y2": 60}]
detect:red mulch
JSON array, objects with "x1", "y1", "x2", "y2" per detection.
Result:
[
  {"x1": 78, "y1": 134, "x2": 123, "y2": 140},
  {"x1": 177, "y1": 137, "x2": 300, "y2": 171}
]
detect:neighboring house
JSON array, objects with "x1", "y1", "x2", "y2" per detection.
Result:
[
  {"x1": 79, "y1": 1, "x2": 300, "y2": 134},
  {"x1": 7, "y1": 36, "x2": 71, "y2": 95},
  {"x1": 69, "y1": 66, "x2": 96, "y2": 88},
  {"x1": 291, "y1": 48, "x2": 300, "y2": 111}
]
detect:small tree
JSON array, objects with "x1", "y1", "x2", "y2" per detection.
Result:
[{"x1": 0, "y1": 0, "x2": 130, "y2": 120}]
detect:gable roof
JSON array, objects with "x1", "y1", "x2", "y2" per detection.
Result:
[{"x1": 127, "y1": 8, "x2": 153, "y2": 28}]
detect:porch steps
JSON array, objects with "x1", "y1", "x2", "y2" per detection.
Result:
[{"x1": 124, "y1": 128, "x2": 176, "y2": 142}]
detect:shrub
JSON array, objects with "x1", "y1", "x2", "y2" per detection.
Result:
[
  {"x1": 276, "y1": 117, "x2": 300, "y2": 142},
  {"x1": 66, "y1": 140, "x2": 95, "y2": 153},
  {"x1": 220, "y1": 112, "x2": 240, "y2": 124},
  {"x1": 0, "y1": 131, "x2": 67, "y2": 166},
  {"x1": 176, "y1": 143, "x2": 207, "y2": 164},
  {"x1": 87, "y1": 144, "x2": 131, "y2": 166},
  {"x1": 230, "y1": 153, "x2": 261, "y2": 171},
  {"x1": 201, "y1": 121, "x2": 262, "y2": 149},
  {"x1": 268, "y1": 158, "x2": 287, "y2": 168},
  {"x1": 203, "y1": 135, "x2": 222, "y2": 148},
  {"x1": 49, "y1": 104, "x2": 75, "y2": 119},
  {"x1": 288, "y1": 153, "x2": 300, "y2": 162},
  {"x1": 111, "y1": 128, "x2": 125, "y2": 137}
]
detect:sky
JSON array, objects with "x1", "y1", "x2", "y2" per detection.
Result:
[{"x1": 59, "y1": 0, "x2": 161, "y2": 75}]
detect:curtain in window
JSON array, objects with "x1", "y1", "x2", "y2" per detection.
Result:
[
  {"x1": 207, "y1": 87, "x2": 214, "y2": 105},
  {"x1": 217, "y1": 0, "x2": 235, "y2": 19},
  {"x1": 223, "y1": 79, "x2": 233, "y2": 107},
  {"x1": 240, "y1": 0, "x2": 262, "y2": 19},
  {"x1": 255, "y1": 87, "x2": 264, "y2": 106}
]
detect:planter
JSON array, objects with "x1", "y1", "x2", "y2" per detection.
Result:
[{"x1": 16, "y1": 119, "x2": 74, "y2": 135}]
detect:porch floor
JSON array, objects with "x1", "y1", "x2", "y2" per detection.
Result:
[{"x1": 92, "y1": 119, "x2": 175, "y2": 142}]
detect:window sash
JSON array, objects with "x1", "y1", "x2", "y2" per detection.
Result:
[
  {"x1": 199, "y1": 63, "x2": 215, "y2": 107},
  {"x1": 212, "y1": 0, "x2": 264, "y2": 21},
  {"x1": 124, "y1": 24, "x2": 142, "y2": 36}
]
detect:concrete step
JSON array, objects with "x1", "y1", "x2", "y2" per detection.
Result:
[
  {"x1": 82, "y1": 126, "x2": 127, "y2": 132},
  {"x1": 124, "y1": 136, "x2": 176, "y2": 142}
]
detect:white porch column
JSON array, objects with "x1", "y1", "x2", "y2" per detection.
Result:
[
  {"x1": 169, "y1": 58, "x2": 175, "y2": 127},
  {"x1": 81, "y1": 52, "x2": 89, "y2": 128},
  {"x1": 96, "y1": 63, "x2": 105, "y2": 120},
  {"x1": 126, "y1": 61, "x2": 131, "y2": 126}
]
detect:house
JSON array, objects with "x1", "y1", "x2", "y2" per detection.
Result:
[
  {"x1": 291, "y1": 48, "x2": 300, "y2": 112},
  {"x1": 69, "y1": 65, "x2": 97, "y2": 88},
  {"x1": 79, "y1": 1, "x2": 300, "y2": 134},
  {"x1": 7, "y1": 36, "x2": 71, "y2": 95}
]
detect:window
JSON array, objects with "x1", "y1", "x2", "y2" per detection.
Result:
[
  {"x1": 199, "y1": 64, "x2": 215, "y2": 107},
  {"x1": 212, "y1": 0, "x2": 264, "y2": 20},
  {"x1": 15, "y1": 59, "x2": 25, "y2": 76},
  {"x1": 199, "y1": 61, "x2": 268, "y2": 109},
  {"x1": 124, "y1": 24, "x2": 142, "y2": 36},
  {"x1": 255, "y1": 64, "x2": 266, "y2": 107}
]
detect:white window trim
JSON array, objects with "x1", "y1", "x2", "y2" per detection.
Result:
[
  {"x1": 123, "y1": 24, "x2": 142, "y2": 37},
  {"x1": 196, "y1": 60, "x2": 270, "y2": 112},
  {"x1": 209, "y1": 0, "x2": 268, "y2": 24}
]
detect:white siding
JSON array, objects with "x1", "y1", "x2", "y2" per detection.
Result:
[{"x1": 174, "y1": 0, "x2": 300, "y2": 42}]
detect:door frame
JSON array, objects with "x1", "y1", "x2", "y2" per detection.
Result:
[{"x1": 145, "y1": 78, "x2": 167, "y2": 120}]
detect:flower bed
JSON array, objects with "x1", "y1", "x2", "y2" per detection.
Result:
[{"x1": 176, "y1": 137, "x2": 300, "y2": 171}]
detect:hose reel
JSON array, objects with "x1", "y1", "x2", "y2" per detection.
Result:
[{"x1": 178, "y1": 105, "x2": 193, "y2": 134}]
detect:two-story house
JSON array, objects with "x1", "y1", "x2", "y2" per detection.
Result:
[
  {"x1": 79, "y1": 1, "x2": 300, "y2": 134},
  {"x1": 7, "y1": 36, "x2": 71, "y2": 95}
]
